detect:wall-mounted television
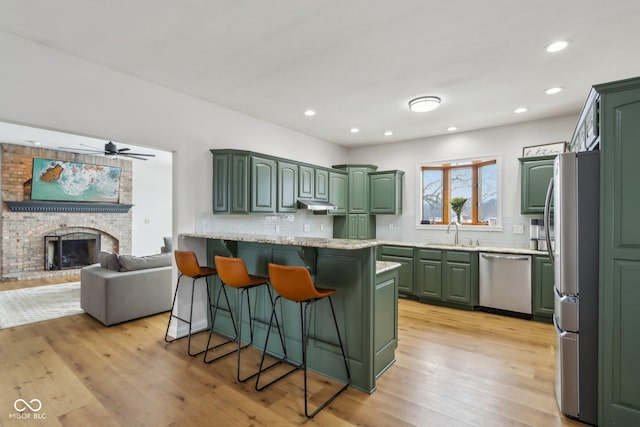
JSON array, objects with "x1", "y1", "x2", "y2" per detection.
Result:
[{"x1": 30, "y1": 158, "x2": 122, "y2": 203}]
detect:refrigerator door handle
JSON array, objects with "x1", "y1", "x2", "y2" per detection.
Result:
[{"x1": 544, "y1": 176, "x2": 554, "y2": 264}]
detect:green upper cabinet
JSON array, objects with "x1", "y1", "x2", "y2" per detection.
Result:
[
  {"x1": 315, "y1": 169, "x2": 329, "y2": 201},
  {"x1": 277, "y1": 160, "x2": 298, "y2": 213},
  {"x1": 329, "y1": 170, "x2": 348, "y2": 215},
  {"x1": 211, "y1": 150, "x2": 250, "y2": 214},
  {"x1": 251, "y1": 156, "x2": 277, "y2": 213},
  {"x1": 333, "y1": 164, "x2": 378, "y2": 214},
  {"x1": 519, "y1": 155, "x2": 555, "y2": 214},
  {"x1": 532, "y1": 255, "x2": 554, "y2": 321},
  {"x1": 298, "y1": 165, "x2": 314, "y2": 199},
  {"x1": 369, "y1": 170, "x2": 404, "y2": 215},
  {"x1": 596, "y1": 77, "x2": 640, "y2": 427}
]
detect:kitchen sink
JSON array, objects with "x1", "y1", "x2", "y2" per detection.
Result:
[{"x1": 426, "y1": 242, "x2": 477, "y2": 248}]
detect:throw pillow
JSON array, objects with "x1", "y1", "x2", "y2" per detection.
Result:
[
  {"x1": 118, "y1": 253, "x2": 172, "y2": 271},
  {"x1": 100, "y1": 254, "x2": 122, "y2": 271}
]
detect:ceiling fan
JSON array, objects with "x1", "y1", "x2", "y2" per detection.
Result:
[{"x1": 59, "y1": 141, "x2": 156, "y2": 160}]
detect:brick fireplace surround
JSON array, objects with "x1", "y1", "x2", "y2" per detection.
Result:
[{"x1": 0, "y1": 143, "x2": 133, "y2": 282}]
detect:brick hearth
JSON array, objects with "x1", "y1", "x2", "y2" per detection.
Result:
[{"x1": 0, "y1": 143, "x2": 132, "y2": 281}]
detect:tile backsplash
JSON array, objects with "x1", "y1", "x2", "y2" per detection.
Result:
[{"x1": 195, "y1": 211, "x2": 333, "y2": 238}]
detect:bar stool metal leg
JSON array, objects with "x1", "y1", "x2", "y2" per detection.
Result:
[{"x1": 164, "y1": 273, "x2": 213, "y2": 356}]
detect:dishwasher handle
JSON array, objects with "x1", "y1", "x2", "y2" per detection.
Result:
[{"x1": 481, "y1": 253, "x2": 530, "y2": 261}]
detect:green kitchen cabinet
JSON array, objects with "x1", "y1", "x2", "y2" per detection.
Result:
[
  {"x1": 596, "y1": 77, "x2": 640, "y2": 426},
  {"x1": 251, "y1": 156, "x2": 277, "y2": 213},
  {"x1": 329, "y1": 170, "x2": 348, "y2": 215},
  {"x1": 519, "y1": 155, "x2": 555, "y2": 214},
  {"x1": 333, "y1": 164, "x2": 378, "y2": 214},
  {"x1": 333, "y1": 214, "x2": 375, "y2": 239},
  {"x1": 211, "y1": 150, "x2": 250, "y2": 214},
  {"x1": 443, "y1": 251, "x2": 478, "y2": 306},
  {"x1": 369, "y1": 170, "x2": 404, "y2": 215},
  {"x1": 532, "y1": 255, "x2": 554, "y2": 321},
  {"x1": 415, "y1": 249, "x2": 443, "y2": 300},
  {"x1": 374, "y1": 266, "x2": 399, "y2": 377},
  {"x1": 298, "y1": 165, "x2": 314, "y2": 199},
  {"x1": 315, "y1": 168, "x2": 329, "y2": 201},
  {"x1": 415, "y1": 249, "x2": 478, "y2": 309},
  {"x1": 378, "y1": 245, "x2": 414, "y2": 295},
  {"x1": 277, "y1": 160, "x2": 298, "y2": 212}
]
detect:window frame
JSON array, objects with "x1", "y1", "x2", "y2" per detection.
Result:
[{"x1": 416, "y1": 154, "x2": 502, "y2": 230}]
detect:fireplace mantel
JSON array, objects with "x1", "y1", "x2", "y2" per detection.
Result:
[{"x1": 6, "y1": 201, "x2": 133, "y2": 213}]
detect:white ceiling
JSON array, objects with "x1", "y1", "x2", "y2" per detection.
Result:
[{"x1": 1, "y1": 0, "x2": 640, "y2": 147}]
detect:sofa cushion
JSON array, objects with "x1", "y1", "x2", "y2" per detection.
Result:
[
  {"x1": 118, "y1": 253, "x2": 172, "y2": 271},
  {"x1": 99, "y1": 252, "x2": 122, "y2": 271}
]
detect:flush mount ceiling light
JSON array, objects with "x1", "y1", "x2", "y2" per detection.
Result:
[
  {"x1": 409, "y1": 96, "x2": 441, "y2": 112},
  {"x1": 545, "y1": 87, "x2": 563, "y2": 95},
  {"x1": 546, "y1": 40, "x2": 569, "y2": 53}
]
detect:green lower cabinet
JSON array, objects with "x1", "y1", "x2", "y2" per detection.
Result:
[
  {"x1": 415, "y1": 249, "x2": 478, "y2": 309},
  {"x1": 532, "y1": 255, "x2": 554, "y2": 321},
  {"x1": 415, "y1": 249, "x2": 443, "y2": 300},
  {"x1": 378, "y1": 245, "x2": 414, "y2": 295},
  {"x1": 374, "y1": 267, "x2": 399, "y2": 378}
]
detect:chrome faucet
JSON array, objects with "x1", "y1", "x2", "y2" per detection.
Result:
[{"x1": 446, "y1": 219, "x2": 459, "y2": 245}]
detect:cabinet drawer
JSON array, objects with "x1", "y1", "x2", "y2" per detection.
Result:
[
  {"x1": 446, "y1": 251, "x2": 472, "y2": 263},
  {"x1": 381, "y1": 245, "x2": 413, "y2": 258},
  {"x1": 417, "y1": 249, "x2": 442, "y2": 261}
]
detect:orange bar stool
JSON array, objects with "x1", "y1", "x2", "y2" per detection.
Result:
[
  {"x1": 204, "y1": 255, "x2": 286, "y2": 383},
  {"x1": 256, "y1": 263, "x2": 351, "y2": 418},
  {"x1": 164, "y1": 250, "x2": 217, "y2": 356}
]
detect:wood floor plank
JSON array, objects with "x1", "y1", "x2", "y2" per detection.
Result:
[{"x1": 0, "y1": 293, "x2": 585, "y2": 426}]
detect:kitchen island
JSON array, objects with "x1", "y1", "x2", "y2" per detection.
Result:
[{"x1": 178, "y1": 233, "x2": 399, "y2": 394}]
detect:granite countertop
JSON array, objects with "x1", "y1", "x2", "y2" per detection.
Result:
[
  {"x1": 376, "y1": 261, "x2": 402, "y2": 274},
  {"x1": 180, "y1": 233, "x2": 548, "y2": 255}
]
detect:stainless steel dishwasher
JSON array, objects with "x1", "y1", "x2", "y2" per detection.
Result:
[{"x1": 479, "y1": 252, "x2": 532, "y2": 315}]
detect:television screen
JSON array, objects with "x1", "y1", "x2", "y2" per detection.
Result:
[{"x1": 30, "y1": 158, "x2": 122, "y2": 203}]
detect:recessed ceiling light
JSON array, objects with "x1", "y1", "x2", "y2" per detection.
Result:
[
  {"x1": 383, "y1": 130, "x2": 393, "y2": 136},
  {"x1": 350, "y1": 128, "x2": 360, "y2": 134},
  {"x1": 409, "y1": 96, "x2": 441, "y2": 112},
  {"x1": 545, "y1": 87, "x2": 563, "y2": 95},
  {"x1": 304, "y1": 109, "x2": 316, "y2": 117},
  {"x1": 447, "y1": 126, "x2": 458, "y2": 132},
  {"x1": 546, "y1": 40, "x2": 569, "y2": 53},
  {"x1": 514, "y1": 107, "x2": 528, "y2": 114}
]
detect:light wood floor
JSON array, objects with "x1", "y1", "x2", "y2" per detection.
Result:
[{"x1": 0, "y1": 290, "x2": 584, "y2": 426}]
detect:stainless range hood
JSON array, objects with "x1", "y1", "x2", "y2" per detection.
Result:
[{"x1": 297, "y1": 198, "x2": 337, "y2": 212}]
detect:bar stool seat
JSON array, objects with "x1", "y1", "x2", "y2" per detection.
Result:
[
  {"x1": 164, "y1": 250, "x2": 217, "y2": 356},
  {"x1": 204, "y1": 255, "x2": 286, "y2": 383},
  {"x1": 256, "y1": 263, "x2": 351, "y2": 418}
]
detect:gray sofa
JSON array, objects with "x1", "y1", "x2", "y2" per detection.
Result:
[{"x1": 80, "y1": 253, "x2": 173, "y2": 326}]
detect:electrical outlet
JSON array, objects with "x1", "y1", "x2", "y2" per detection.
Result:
[
  {"x1": 512, "y1": 224, "x2": 525, "y2": 234},
  {"x1": 388, "y1": 223, "x2": 394, "y2": 230},
  {"x1": 303, "y1": 224, "x2": 310, "y2": 232},
  {"x1": 320, "y1": 224, "x2": 324, "y2": 231}
]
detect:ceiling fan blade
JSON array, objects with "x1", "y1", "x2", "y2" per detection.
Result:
[
  {"x1": 122, "y1": 152, "x2": 155, "y2": 157},
  {"x1": 117, "y1": 147, "x2": 131, "y2": 152},
  {"x1": 120, "y1": 154, "x2": 150, "y2": 160},
  {"x1": 58, "y1": 146, "x2": 103, "y2": 153}
]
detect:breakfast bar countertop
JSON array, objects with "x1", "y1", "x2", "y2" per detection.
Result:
[{"x1": 180, "y1": 233, "x2": 547, "y2": 256}]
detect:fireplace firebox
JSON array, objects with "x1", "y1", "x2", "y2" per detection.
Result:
[{"x1": 44, "y1": 232, "x2": 101, "y2": 270}]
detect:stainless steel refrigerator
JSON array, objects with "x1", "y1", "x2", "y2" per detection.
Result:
[{"x1": 544, "y1": 150, "x2": 599, "y2": 425}]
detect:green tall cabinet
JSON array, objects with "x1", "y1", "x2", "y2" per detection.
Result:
[
  {"x1": 332, "y1": 165, "x2": 377, "y2": 239},
  {"x1": 596, "y1": 77, "x2": 640, "y2": 426}
]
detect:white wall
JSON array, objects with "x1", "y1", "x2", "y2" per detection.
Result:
[
  {"x1": 348, "y1": 114, "x2": 578, "y2": 248},
  {"x1": 131, "y1": 151, "x2": 173, "y2": 255},
  {"x1": 0, "y1": 32, "x2": 348, "y2": 251}
]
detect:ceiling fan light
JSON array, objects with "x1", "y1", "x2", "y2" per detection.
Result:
[{"x1": 409, "y1": 96, "x2": 441, "y2": 112}]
